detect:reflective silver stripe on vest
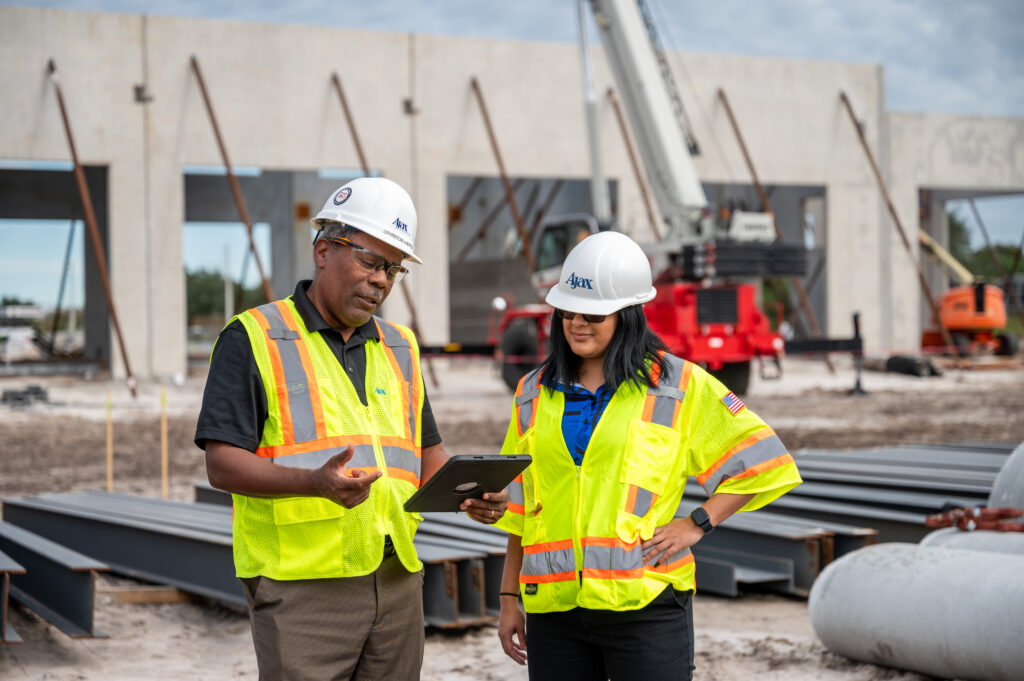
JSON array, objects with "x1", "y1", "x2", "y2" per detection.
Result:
[
  {"x1": 381, "y1": 445, "x2": 420, "y2": 479},
  {"x1": 506, "y1": 478, "x2": 525, "y2": 510},
  {"x1": 647, "y1": 355, "x2": 686, "y2": 428},
  {"x1": 521, "y1": 546, "x2": 576, "y2": 580},
  {"x1": 631, "y1": 486, "x2": 657, "y2": 517},
  {"x1": 259, "y1": 302, "x2": 318, "y2": 443},
  {"x1": 515, "y1": 369, "x2": 542, "y2": 435},
  {"x1": 375, "y1": 317, "x2": 419, "y2": 441},
  {"x1": 700, "y1": 433, "x2": 789, "y2": 495},
  {"x1": 646, "y1": 547, "x2": 693, "y2": 569},
  {"x1": 582, "y1": 542, "x2": 643, "y2": 574},
  {"x1": 271, "y1": 443, "x2": 378, "y2": 470}
]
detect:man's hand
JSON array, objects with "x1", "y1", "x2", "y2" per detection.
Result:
[
  {"x1": 640, "y1": 517, "x2": 704, "y2": 567},
  {"x1": 310, "y1": 445, "x2": 382, "y2": 508},
  {"x1": 461, "y1": 490, "x2": 509, "y2": 524}
]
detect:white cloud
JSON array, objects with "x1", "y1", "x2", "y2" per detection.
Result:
[{"x1": 7, "y1": 0, "x2": 1022, "y2": 115}]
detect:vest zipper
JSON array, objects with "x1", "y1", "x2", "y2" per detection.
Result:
[{"x1": 574, "y1": 463, "x2": 583, "y2": 586}]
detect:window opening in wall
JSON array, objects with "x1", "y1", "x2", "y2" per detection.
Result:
[
  {"x1": 0, "y1": 218, "x2": 85, "y2": 362},
  {"x1": 182, "y1": 221, "x2": 271, "y2": 360}
]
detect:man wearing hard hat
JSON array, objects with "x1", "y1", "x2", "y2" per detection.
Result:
[{"x1": 195, "y1": 177, "x2": 508, "y2": 680}]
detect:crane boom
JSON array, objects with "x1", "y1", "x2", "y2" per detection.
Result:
[{"x1": 588, "y1": 0, "x2": 707, "y2": 239}]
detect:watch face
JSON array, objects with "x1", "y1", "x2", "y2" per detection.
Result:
[{"x1": 691, "y1": 507, "x2": 713, "y2": 533}]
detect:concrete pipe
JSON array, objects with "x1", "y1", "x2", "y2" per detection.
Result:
[
  {"x1": 809, "y1": 543, "x2": 1024, "y2": 681},
  {"x1": 920, "y1": 527, "x2": 1024, "y2": 555},
  {"x1": 989, "y1": 440, "x2": 1024, "y2": 509}
]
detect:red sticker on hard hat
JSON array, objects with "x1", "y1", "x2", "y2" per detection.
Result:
[{"x1": 333, "y1": 188, "x2": 352, "y2": 205}]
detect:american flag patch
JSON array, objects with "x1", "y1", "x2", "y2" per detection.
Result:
[{"x1": 721, "y1": 392, "x2": 745, "y2": 415}]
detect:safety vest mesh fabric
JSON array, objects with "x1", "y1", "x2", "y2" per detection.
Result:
[
  {"x1": 494, "y1": 353, "x2": 802, "y2": 613},
  {"x1": 231, "y1": 298, "x2": 424, "y2": 580}
]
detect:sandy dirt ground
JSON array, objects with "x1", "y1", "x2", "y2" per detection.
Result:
[{"x1": 1, "y1": 354, "x2": 1022, "y2": 680}]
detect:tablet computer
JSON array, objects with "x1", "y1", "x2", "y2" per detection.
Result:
[{"x1": 404, "y1": 454, "x2": 532, "y2": 513}]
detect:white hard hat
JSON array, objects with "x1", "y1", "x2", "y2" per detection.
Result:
[
  {"x1": 545, "y1": 231, "x2": 656, "y2": 315},
  {"x1": 311, "y1": 177, "x2": 422, "y2": 264}
]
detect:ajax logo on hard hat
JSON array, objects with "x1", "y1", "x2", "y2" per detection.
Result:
[
  {"x1": 392, "y1": 217, "x2": 409, "y2": 233},
  {"x1": 565, "y1": 272, "x2": 594, "y2": 290},
  {"x1": 333, "y1": 188, "x2": 352, "y2": 205}
]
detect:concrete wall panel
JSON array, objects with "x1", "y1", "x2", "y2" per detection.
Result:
[{"x1": 3, "y1": 6, "x2": 1023, "y2": 376}]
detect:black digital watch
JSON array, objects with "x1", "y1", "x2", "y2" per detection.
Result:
[{"x1": 690, "y1": 506, "x2": 715, "y2": 534}]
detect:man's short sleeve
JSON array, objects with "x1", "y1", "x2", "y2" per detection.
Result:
[
  {"x1": 420, "y1": 391, "x2": 442, "y2": 448},
  {"x1": 684, "y1": 367, "x2": 801, "y2": 512},
  {"x1": 194, "y1": 321, "x2": 268, "y2": 452}
]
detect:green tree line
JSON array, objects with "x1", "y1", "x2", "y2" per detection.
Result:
[
  {"x1": 186, "y1": 269, "x2": 265, "y2": 323},
  {"x1": 947, "y1": 210, "x2": 1023, "y2": 284}
]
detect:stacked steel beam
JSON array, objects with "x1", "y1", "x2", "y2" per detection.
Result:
[
  {"x1": 0, "y1": 521, "x2": 108, "y2": 642},
  {"x1": 685, "y1": 442, "x2": 1010, "y2": 544},
  {"x1": 2, "y1": 491, "x2": 501, "y2": 628}
]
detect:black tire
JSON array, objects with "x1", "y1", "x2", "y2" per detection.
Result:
[
  {"x1": 996, "y1": 332, "x2": 1020, "y2": 357},
  {"x1": 710, "y1": 361, "x2": 751, "y2": 396},
  {"x1": 500, "y1": 320, "x2": 540, "y2": 391}
]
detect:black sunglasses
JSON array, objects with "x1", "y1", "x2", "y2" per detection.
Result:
[{"x1": 556, "y1": 309, "x2": 608, "y2": 324}]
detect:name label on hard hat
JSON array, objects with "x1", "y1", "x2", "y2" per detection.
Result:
[
  {"x1": 392, "y1": 217, "x2": 409, "y2": 232},
  {"x1": 565, "y1": 272, "x2": 594, "y2": 290},
  {"x1": 333, "y1": 188, "x2": 352, "y2": 205}
]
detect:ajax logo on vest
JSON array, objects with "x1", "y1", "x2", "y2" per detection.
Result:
[{"x1": 375, "y1": 387, "x2": 387, "y2": 395}]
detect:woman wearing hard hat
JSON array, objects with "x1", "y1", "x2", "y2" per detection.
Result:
[{"x1": 492, "y1": 231, "x2": 802, "y2": 680}]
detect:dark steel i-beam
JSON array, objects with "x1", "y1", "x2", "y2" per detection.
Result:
[
  {"x1": 0, "y1": 521, "x2": 107, "y2": 639},
  {"x1": 3, "y1": 498, "x2": 244, "y2": 607},
  {"x1": 0, "y1": 548, "x2": 25, "y2": 644}
]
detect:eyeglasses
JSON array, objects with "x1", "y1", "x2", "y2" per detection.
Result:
[
  {"x1": 556, "y1": 309, "x2": 608, "y2": 324},
  {"x1": 326, "y1": 236, "x2": 409, "y2": 283}
]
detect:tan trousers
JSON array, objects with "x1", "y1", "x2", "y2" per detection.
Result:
[{"x1": 241, "y1": 555, "x2": 425, "y2": 681}]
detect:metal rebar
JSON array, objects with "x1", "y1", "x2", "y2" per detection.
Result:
[
  {"x1": 454, "y1": 178, "x2": 527, "y2": 263},
  {"x1": 469, "y1": 78, "x2": 536, "y2": 272},
  {"x1": 48, "y1": 218, "x2": 77, "y2": 356},
  {"x1": 526, "y1": 179, "x2": 565, "y2": 242},
  {"x1": 329, "y1": 71, "x2": 438, "y2": 388},
  {"x1": 47, "y1": 59, "x2": 137, "y2": 396},
  {"x1": 717, "y1": 89, "x2": 834, "y2": 371},
  {"x1": 838, "y1": 91, "x2": 962, "y2": 360},
  {"x1": 189, "y1": 56, "x2": 275, "y2": 303}
]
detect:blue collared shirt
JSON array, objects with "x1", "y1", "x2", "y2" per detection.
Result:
[{"x1": 555, "y1": 381, "x2": 614, "y2": 465}]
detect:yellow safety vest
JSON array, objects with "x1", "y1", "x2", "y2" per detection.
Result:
[
  {"x1": 495, "y1": 353, "x2": 801, "y2": 613},
  {"x1": 230, "y1": 297, "x2": 424, "y2": 580}
]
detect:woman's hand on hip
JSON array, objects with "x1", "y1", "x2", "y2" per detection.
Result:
[{"x1": 641, "y1": 518, "x2": 705, "y2": 567}]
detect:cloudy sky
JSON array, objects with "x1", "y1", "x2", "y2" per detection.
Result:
[
  {"x1": 8, "y1": 0, "x2": 1023, "y2": 117},
  {"x1": 2, "y1": 0, "x2": 1023, "y2": 307}
]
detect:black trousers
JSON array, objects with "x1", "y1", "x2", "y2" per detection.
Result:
[{"x1": 525, "y1": 587, "x2": 695, "y2": 681}]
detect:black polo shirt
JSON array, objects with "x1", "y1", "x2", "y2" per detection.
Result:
[{"x1": 194, "y1": 280, "x2": 442, "y2": 452}]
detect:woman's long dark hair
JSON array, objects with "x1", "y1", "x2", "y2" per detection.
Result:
[{"x1": 539, "y1": 304, "x2": 668, "y2": 393}]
